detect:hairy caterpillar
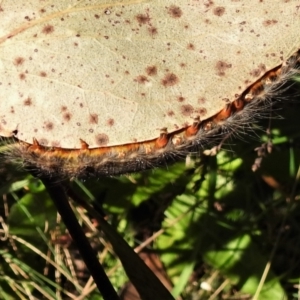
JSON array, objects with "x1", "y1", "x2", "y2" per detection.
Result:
[{"x1": 2, "y1": 49, "x2": 300, "y2": 178}]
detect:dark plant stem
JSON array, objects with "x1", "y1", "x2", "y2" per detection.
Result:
[
  {"x1": 65, "y1": 185, "x2": 175, "y2": 300},
  {"x1": 40, "y1": 177, "x2": 119, "y2": 300}
]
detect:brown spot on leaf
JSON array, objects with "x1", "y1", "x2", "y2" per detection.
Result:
[
  {"x1": 107, "y1": 118, "x2": 115, "y2": 126},
  {"x1": 250, "y1": 64, "x2": 266, "y2": 77},
  {"x1": 63, "y1": 112, "x2": 72, "y2": 121},
  {"x1": 136, "y1": 13, "x2": 150, "y2": 24},
  {"x1": 42, "y1": 24, "x2": 54, "y2": 34},
  {"x1": 204, "y1": 0, "x2": 214, "y2": 8},
  {"x1": 181, "y1": 105, "x2": 194, "y2": 116},
  {"x1": 195, "y1": 107, "x2": 207, "y2": 116},
  {"x1": 94, "y1": 14, "x2": 100, "y2": 19},
  {"x1": 161, "y1": 73, "x2": 179, "y2": 87},
  {"x1": 263, "y1": 19, "x2": 278, "y2": 26},
  {"x1": 198, "y1": 97, "x2": 206, "y2": 104},
  {"x1": 213, "y1": 7, "x2": 225, "y2": 16},
  {"x1": 135, "y1": 75, "x2": 148, "y2": 84},
  {"x1": 19, "y1": 73, "x2": 26, "y2": 80},
  {"x1": 14, "y1": 57, "x2": 25, "y2": 66},
  {"x1": 167, "y1": 5, "x2": 182, "y2": 18},
  {"x1": 215, "y1": 60, "x2": 232, "y2": 76},
  {"x1": 89, "y1": 113, "x2": 99, "y2": 124},
  {"x1": 187, "y1": 43, "x2": 195, "y2": 50},
  {"x1": 146, "y1": 65, "x2": 157, "y2": 76},
  {"x1": 44, "y1": 122, "x2": 54, "y2": 131},
  {"x1": 177, "y1": 96, "x2": 185, "y2": 102},
  {"x1": 167, "y1": 110, "x2": 175, "y2": 117},
  {"x1": 250, "y1": 69, "x2": 261, "y2": 77},
  {"x1": 39, "y1": 71, "x2": 47, "y2": 77},
  {"x1": 258, "y1": 63, "x2": 266, "y2": 72},
  {"x1": 61, "y1": 106, "x2": 67, "y2": 112},
  {"x1": 95, "y1": 133, "x2": 109, "y2": 146},
  {"x1": 24, "y1": 97, "x2": 32, "y2": 106},
  {"x1": 148, "y1": 27, "x2": 158, "y2": 36}
]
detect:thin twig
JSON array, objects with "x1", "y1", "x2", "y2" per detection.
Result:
[{"x1": 40, "y1": 176, "x2": 119, "y2": 300}]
